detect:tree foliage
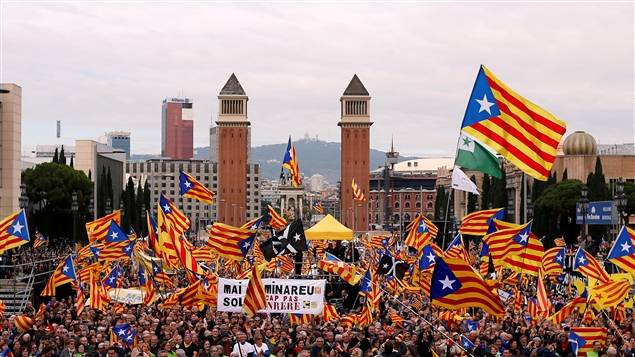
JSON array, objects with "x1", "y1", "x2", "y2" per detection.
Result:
[
  {"x1": 534, "y1": 179, "x2": 583, "y2": 242},
  {"x1": 467, "y1": 175, "x2": 477, "y2": 214},
  {"x1": 586, "y1": 157, "x2": 609, "y2": 240},
  {"x1": 435, "y1": 185, "x2": 447, "y2": 220},
  {"x1": 481, "y1": 174, "x2": 491, "y2": 210},
  {"x1": 21, "y1": 162, "x2": 93, "y2": 241},
  {"x1": 59, "y1": 146, "x2": 67, "y2": 165}
]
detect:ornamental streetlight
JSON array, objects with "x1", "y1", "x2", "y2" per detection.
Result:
[
  {"x1": 579, "y1": 185, "x2": 590, "y2": 239},
  {"x1": 105, "y1": 198, "x2": 112, "y2": 215},
  {"x1": 527, "y1": 194, "x2": 534, "y2": 221},
  {"x1": 88, "y1": 195, "x2": 94, "y2": 222},
  {"x1": 140, "y1": 203, "x2": 147, "y2": 237},
  {"x1": 615, "y1": 178, "x2": 628, "y2": 227},
  {"x1": 71, "y1": 191, "x2": 79, "y2": 243},
  {"x1": 19, "y1": 183, "x2": 28, "y2": 209}
]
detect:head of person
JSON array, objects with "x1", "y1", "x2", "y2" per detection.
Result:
[
  {"x1": 176, "y1": 350, "x2": 186, "y2": 357},
  {"x1": 107, "y1": 347, "x2": 118, "y2": 357},
  {"x1": 158, "y1": 351, "x2": 168, "y2": 357},
  {"x1": 544, "y1": 340, "x2": 554, "y2": 352},
  {"x1": 593, "y1": 342, "x2": 603, "y2": 353},
  {"x1": 384, "y1": 341, "x2": 394, "y2": 354}
]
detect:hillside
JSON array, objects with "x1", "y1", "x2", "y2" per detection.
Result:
[{"x1": 131, "y1": 140, "x2": 418, "y2": 183}]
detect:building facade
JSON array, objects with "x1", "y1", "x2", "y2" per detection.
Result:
[
  {"x1": 107, "y1": 131, "x2": 131, "y2": 160},
  {"x1": 161, "y1": 97, "x2": 193, "y2": 160},
  {"x1": 126, "y1": 159, "x2": 261, "y2": 231},
  {"x1": 339, "y1": 75, "x2": 372, "y2": 232},
  {"x1": 75, "y1": 140, "x2": 126, "y2": 221},
  {"x1": 0, "y1": 84, "x2": 22, "y2": 218}
]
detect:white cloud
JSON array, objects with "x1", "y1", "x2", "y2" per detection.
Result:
[{"x1": 2, "y1": 2, "x2": 633, "y2": 157}]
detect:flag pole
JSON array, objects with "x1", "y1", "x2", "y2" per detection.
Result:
[
  {"x1": 359, "y1": 273, "x2": 476, "y2": 357},
  {"x1": 442, "y1": 188, "x2": 453, "y2": 249}
]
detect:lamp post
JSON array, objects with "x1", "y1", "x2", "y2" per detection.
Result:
[
  {"x1": 88, "y1": 195, "x2": 94, "y2": 222},
  {"x1": 105, "y1": 198, "x2": 112, "y2": 215},
  {"x1": 71, "y1": 191, "x2": 78, "y2": 243},
  {"x1": 140, "y1": 204, "x2": 146, "y2": 237},
  {"x1": 615, "y1": 178, "x2": 628, "y2": 227},
  {"x1": 220, "y1": 199, "x2": 226, "y2": 223},
  {"x1": 358, "y1": 203, "x2": 362, "y2": 233},
  {"x1": 507, "y1": 192, "x2": 515, "y2": 223},
  {"x1": 19, "y1": 183, "x2": 28, "y2": 209},
  {"x1": 527, "y1": 194, "x2": 534, "y2": 221},
  {"x1": 232, "y1": 204, "x2": 236, "y2": 225},
  {"x1": 579, "y1": 185, "x2": 590, "y2": 239},
  {"x1": 488, "y1": 202, "x2": 493, "y2": 210}
]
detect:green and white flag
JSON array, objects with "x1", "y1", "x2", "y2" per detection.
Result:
[{"x1": 455, "y1": 131, "x2": 502, "y2": 179}]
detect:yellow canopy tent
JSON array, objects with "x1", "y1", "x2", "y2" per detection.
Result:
[{"x1": 305, "y1": 214, "x2": 354, "y2": 241}]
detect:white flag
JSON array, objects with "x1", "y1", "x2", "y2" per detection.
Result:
[{"x1": 451, "y1": 167, "x2": 480, "y2": 195}]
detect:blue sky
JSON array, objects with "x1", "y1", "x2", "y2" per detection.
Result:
[{"x1": 2, "y1": 2, "x2": 633, "y2": 157}]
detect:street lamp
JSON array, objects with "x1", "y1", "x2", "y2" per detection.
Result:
[
  {"x1": 527, "y1": 194, "x2": 534, "y2": 221},
  {"x1": 507, "y1": 192, "x2": 515, "y2": 223},
  {"x1": 18, "y1": 183, "x2": 28, "y2": 209},
  {"x1": 579, "y1": 185, "x2": 590, "y2": 239},
  {"x1": 615, "y1": 178, "x2": 628, "y2": 227},
  {"x1": 88, "y1": 195, "x2": 94, "y2": 222},
  {"x1": 140, "y1": 203, "x2": 146, "y2": 237},
  {"x1": 71, "y1": 191, "x2": 78, "y2": 243},
  {"x1": 488, "y1": 202, "x2": 493, "y2": 210},
  {"x1": 105, "y1": 198, "x2": 112, "y2": 215}
]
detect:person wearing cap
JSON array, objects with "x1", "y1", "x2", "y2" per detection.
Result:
[
  {"x1": 182, "y1": 333, "x2": 196, "y2": 357},
  {"x1": 232, "y1": 333, "x2": 255, "y2": 357},
  {"x1": 218, "y1": 333, "x2": 233, "y2": 357}
]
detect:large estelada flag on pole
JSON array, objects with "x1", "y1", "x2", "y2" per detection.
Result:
[{"x1": 460, "y1": 65, "x2": 566, "y2": 181}]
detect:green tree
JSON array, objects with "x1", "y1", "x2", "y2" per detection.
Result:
[
  {"x1": 21, "y1": 162, "x2": 93, "y2": 242},
  {"x1": 52, "y1": 148, "x2": 59, "y2": 164},
  {"x1": 136, "y1": 181, "x2": 145, "y2": 234},
  {"x1": 562, "y1": 168, "x2": 568, "y2": 181},
  {"x1": 434, "y1": 185, "x2": 447, "y2": 220},
  {"x1": 586, "y1": 157, "x2": 609, "y2": 241},
  {"x1": 481, "y1": 174, "x2": 491, "y2": 210},
  {"x1": 70, "y1": 155, "x2": 74, "y2": 168},
  {"x1": 467, "y1": 175, "x2": 477, "y2": 214},
  {"x1": 143, "y1": 180, "x2": 151, "y2": 216},
  {"x1": 490, "y1": 162, "x2": 507, "y2": 209},
  {"x1": 106, "y1": 167, "x2": 114, "y2": 205},
  {"x1": 534, "y1": 179, "x2": 583, "y2": 242},
  {"x1": 59, "y1": 146, "x2": 67, "y2": 165}
]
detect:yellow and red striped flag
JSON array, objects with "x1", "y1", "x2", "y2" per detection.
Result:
[
  {"x1": 207, "y1": 223, "x2": 255, "y2": 261},
  {"x1": 33, "y1": 229, "x2": 46, "y2": 248},
  {"x1": 159, "y1": 194, "x2": 190, "y2": 235},
  {"x1": 89, "y1": 273, "x2": 106, "y2": 311},
  {"x1": 581, "y1": 310, "x2": 595, "y2": 324},
  {"x1": 607, "y1": 226, "x2": 635, "y2": 276},
  {"x1": 548, "y1": 296, "x2": 586, "y2": 324},
  {"x1": 542, "y1": 247, "x2": 565, "y2": 277},
  {"x1": 267, "y1": 205, "x2": 287, "y2": 229},
  {"x1": 483, "y1": 221, "x2": 532, "y2": 263},
  {"x1": 282, "y1": 136, "x2": 302, "y2": 187},
  {"x1": 351, "y1": 178, "x2": 365, "y2": 201},
  {"x1": 535, "y1": 270, "x2": 550, "y2": 318},
  {"x1": 317, "y1": 260, "x2": 362, "y2": 285},
  {"x1": 242, "y1": 265, "x2": 267, "y2": 316},
  {"x1": 554, "y1": 237, "x2": 566, "y2": 247},
  {"x1": 41, "y1": 256, "x2": 76, "y2": 296},
  {"x1": 322, "y1": 304, "x2": 339, "y2": 322},
  {"x1": 14, "y1": 314, "x2": 35, "y2": 332},
  {"x1": 0, "y1": 209, "x2": 30, "y2": 254},
  {"x1": 0, "y1": 300, "x2": 5, "y2": 316},
  {"x1": 76, "y1": 279, "x2": 86, "y2": 316},
  {"x1": 340, "y1": 314, "x2": 357, "y2": 327},
  {"x1": 179, "y1": 171, "x2": 214, "y2": 204},
  {"x1": 430, "y1": 257, "x2": 505, "y2": 317},
  {"x1": 573, "y1": 248, "x2": 611, "y2": 283},
  {"x1": 588, "y1": 280, "x2": 631, "y2": 308},
  {"x1": 404, "y1": 215, "x2": 433, "y2": 252},
  {"x1": 493, "y1": 220, "x2": 543, "y2": 276},
  {"x1": 460, "y1": 65, "x2": 567, "y2": 181},
  {"x1": 459, "y1": 208, "x2": 505, "y2": 236},
  {"x1": 569, "y1": 327, "x2": 607, "y2": 357},
  {"x1": 389, "y1": 312, "x2": 407, "y2": 327},
  {"x1": 289, "y1": 314, "x2": 312, "y2": 325},
  {"x1": 86, "y1": 211, "x2": 121, "y2": 243}
]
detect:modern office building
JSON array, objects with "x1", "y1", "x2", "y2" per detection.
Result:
[
  {"x1": 35, "y1": 144, "x2": 76, "y2": 158},
  {"x1": 125, "y1": 158, "x2": 261, "y2": 231},
  {"x1": 107, "y1": 131, "x2": 131, "y2": 160},
  {"x1": 161, "y1": 97, "x2": 193, "y2": 160},
  {"x1": 0, "y1": 84, "x2": 22, "y2": 218},
  {"x1": 339, "y1": 75, "x2": 372, "y2": 231}
]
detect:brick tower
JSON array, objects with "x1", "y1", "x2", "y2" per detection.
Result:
[
  {"x1": 217, "y1": 74, "x2": 249, "y2": 226},
  {"x1": 339, "y1": 74, "x2": 372, "y2": 232}
]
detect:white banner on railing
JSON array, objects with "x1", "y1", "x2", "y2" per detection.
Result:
[{"x1": 217, "y1": 278, "x2": 325, "y2": 314}]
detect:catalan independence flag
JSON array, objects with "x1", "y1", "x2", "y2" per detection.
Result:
[
  {"x1": 573, "y1": 247, "x2": 610, "y2": 283},
  {"x1": 267, "y1": 205, "x2": 287, "y2": 229},
  {"x1": 404, "y1": 215, "x2": 432, "y2": 252},
  {"x1": 282, "y1": 136, "x2": 302, "y2": 187},
  {"x1": 607, "y1": 226, "x2": 635, "y2": 276},
  {"x1": 459, "y1": 208, "x2": 505, "y2": 236},
  {"x1": 207, "y1": 222, "x2": 255, "y2": 261},
  {"x1": 242, "y1": 265, "x2": 267, "y2": 316},
  {"x1": 86, "y1": 210, "x2": 121, "y2": 243},
  {"x1": 548, "y1": 296, "x2": 586, "y2": 324},
  {"x1": 351, "y1": 178, "x2": 365, "y2": 201},
  {"x1": 14, "y1": 314, "x2": 35, "y2": 332},
  {"x1": 313, "y1": 201, "x2": 324, "y2": 214},
  {"x1": 0, "y1": 209, "x2": 30, "y2": 254},
  {"x1": 159, "y1": 194, "x2": 190, "y2": 235},
  {"x1": 460, "y1": 65, "x2": 567, "y2": 181},
  {"x1": 493, "y1": 220, "x2": 543, "y2": 276},
  {"x1": 542, "y1": 247, "x2": 565, "y2": 277},
  {"x1": 33, "y1": 229, "x2": 46, "y2": 248},
  {"x1": 430, "y1": 257, "x2": 505, "y2": 316},
  {"x1": 180, "y1": 171, "x2": 215, "y2": 204},
  {"x1": 483, "y1": 221, "x2": 532, "y2": 264},
  {"x1": 41, "y1": 255, "x2": 76, "y2": 296},
  {"x1": 569, "y1": 327, "x2": 607, "y2": 357},
  {"x1": 588, "y1": 280, "x2": 631, "y2": 308}
]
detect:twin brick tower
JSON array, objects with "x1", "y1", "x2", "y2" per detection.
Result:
[{"x1": 216, "y1": 74, "x2": 371, "y2": 230}]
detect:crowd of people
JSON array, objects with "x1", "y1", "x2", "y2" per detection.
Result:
[{"x1": 0, "y1": 234, "x2": 630, "y2": 357}]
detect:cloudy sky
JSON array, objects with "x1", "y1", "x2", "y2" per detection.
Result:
[{"x1": 2, "y1": 1, "x2": 633, "y2": 157}]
